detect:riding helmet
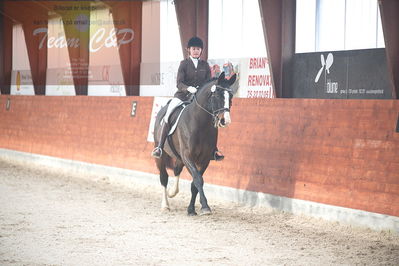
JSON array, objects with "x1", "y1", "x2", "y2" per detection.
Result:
[{"x1": 187, "y1": 37, "x2": 203, "y2": 49}]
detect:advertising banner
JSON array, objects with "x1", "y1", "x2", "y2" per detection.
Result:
[
  {"x1": 237, "y1": 57, "x2": 274, "y2": 98},
  {"x1": 140, "y1": 61, "x2": 180, "y2": 97},
  {"x1": 7, "y1": 1, "x2": 137, "y2": 96},
  {"x1": 292, "y1": 48, "x2": 392, "y2": 99}
]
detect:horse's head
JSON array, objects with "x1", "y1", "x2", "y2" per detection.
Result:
[{"x1": 201, "y1": 72, "x2": 237, "y2": 128}]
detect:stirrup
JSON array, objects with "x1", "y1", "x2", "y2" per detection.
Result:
[
  {"x1": 214, "y1": 151, "x2": 224, "y2": 161},
  {"x1": 151, "y1": 147, "x2": 163, "y2": 158}
]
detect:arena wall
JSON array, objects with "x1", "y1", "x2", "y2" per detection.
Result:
[{"x1": 0, "y1": 95, "x2": 398, "y2": 217}]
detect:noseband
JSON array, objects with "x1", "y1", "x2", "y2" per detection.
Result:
[{"x1": 194, "y1": 85, "x2": 232, "y2": 128}]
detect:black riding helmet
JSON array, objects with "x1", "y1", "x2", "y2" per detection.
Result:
[{"x1": 187, "y1": 37, "x2": 203, "y2": 49}]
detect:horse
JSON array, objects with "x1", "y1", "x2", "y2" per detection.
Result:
[{"x1": 153, "y1": 72, "x2": 237, "y2": 215}]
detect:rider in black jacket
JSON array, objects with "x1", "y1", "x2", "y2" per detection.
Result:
[{"x1": 151, "y1": 37, "x2": 224, "y2": 161}]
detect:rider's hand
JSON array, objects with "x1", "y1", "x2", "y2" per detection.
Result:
[{"x1": 187, "y1": 86, "x2": 197, "y2": 94}]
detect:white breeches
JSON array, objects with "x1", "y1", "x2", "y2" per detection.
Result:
[{"x1": 163, "y1": 98, "x2": 183, "y2": 123}]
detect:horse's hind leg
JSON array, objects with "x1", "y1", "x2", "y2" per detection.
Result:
[
  {"x1": 168, "y1": 160, "x2": 184, "y2": 198},
  {"x1": 156, "y1": 158, "x2": 170, "y2": 211}
]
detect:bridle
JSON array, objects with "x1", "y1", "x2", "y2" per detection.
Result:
[{"x1": 193, "y1": 85, "x2": 232, "y2": 128}]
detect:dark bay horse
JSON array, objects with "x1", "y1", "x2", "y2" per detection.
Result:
[{"x1": 153, "y1": 72, "x2": 237, "y2": 215}]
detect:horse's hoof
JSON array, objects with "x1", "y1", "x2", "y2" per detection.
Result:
[
  {"x1": 199, "y1": 208, "x2": 212, "y2": 216},
  {"x1": 187, "y1": 207, "x2": 197, "y2": 216},
  {"x1": 161, "y1": 206, "x2": 170, "y2": 212}
]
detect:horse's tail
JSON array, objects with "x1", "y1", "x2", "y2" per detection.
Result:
[{"x1": 164, "y1": 154, "x2": 174, "y2": 169}]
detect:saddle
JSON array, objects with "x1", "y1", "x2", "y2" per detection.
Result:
[{"x1": 160, "y1": 100, "x2": 190, "y2": 160}]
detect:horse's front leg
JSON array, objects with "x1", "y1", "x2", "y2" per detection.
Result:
[
  {"x1": 188, "y1": 181, "x2": 198, "y2": 216},
  {"x1": 183, "y1": 159, "x2": 211, "y2": 215}
]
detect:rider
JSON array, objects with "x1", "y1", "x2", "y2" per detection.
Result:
[{"x1": 151, "y1": 36, "x2": 224, "y2": 161}]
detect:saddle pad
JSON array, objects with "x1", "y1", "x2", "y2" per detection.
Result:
[{"x1": 168, "y1": 105, "x2": 188, "y2": 136}]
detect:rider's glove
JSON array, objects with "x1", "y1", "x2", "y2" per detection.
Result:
[{"x1": 187, "y1": 86, "x2": 197, "y2": 94}]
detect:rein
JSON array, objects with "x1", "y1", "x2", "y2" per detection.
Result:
[{"x1": 194, "y1": 95, "x2": 214, "y2": 116}]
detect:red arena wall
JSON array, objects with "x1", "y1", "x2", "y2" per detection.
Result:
[{"x1": 1, "y1": 95, "x2": 398, "y2": 217}]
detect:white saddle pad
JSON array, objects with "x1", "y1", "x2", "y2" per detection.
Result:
[{"x1": 167, "y1": 105, "x2": 188, "y2": 136}]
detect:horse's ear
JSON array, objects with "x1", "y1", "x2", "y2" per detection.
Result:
[
  {"x1": 228, "y1": 74, "x2": 237, "y2": 86},
  {"x1": 218, "y1": 72, "x2": 225, "y2": 83}
]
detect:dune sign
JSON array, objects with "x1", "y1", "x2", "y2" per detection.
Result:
[{"x1": 292, "y1": 49, "x2": 392, "y2": 99}]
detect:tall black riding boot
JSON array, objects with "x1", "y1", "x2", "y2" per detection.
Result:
[
  {"x1": 151, "y1": 122, "x2": 170, "y2": 158},
  {"x1": 213, "y1": 147, "x2": 224, "y2": 161}
]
